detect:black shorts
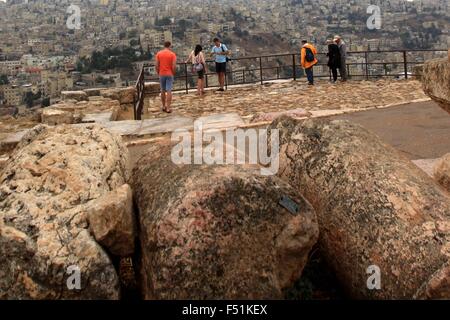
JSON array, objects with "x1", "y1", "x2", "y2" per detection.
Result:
[
  {"x1": 197, "y1": 69, "x2": 205, "y2": 79},
  {"x1": 215, "y1": 62, "x2": 227, "y2": 73}
]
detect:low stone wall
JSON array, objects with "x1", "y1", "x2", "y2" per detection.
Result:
[{"x1": 422, "y1": 52, "x2": 450, "y2": 114}]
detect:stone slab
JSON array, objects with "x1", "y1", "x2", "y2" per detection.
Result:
[
  {"x1": 196, "y1": 113, "x2": 245, "y2": 131},
  {"x1": 96, "y1": 116, "x2": 194, "y2": 137}
]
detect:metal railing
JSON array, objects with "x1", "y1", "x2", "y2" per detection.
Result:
[
  {"x1": 133, "y1": 48, "x2": 447, "y2": 120},
  {"x1": 134, "y1": 66, "x2": 145, "y2": 120}
]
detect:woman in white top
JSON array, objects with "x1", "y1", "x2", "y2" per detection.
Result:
[{"x1": 186, "y1": 45, "x2": 206, "y2": 96}]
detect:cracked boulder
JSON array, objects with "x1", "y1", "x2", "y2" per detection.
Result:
[
  {"x1": 269, "y1": 116, "x2": 450, "y2": 299},
  {"x1": 0, "y1": 124, "x2": 129, "y2": 299},
  {"x1": 131, "y1": 143, "x2": 319, "y2": 299}
]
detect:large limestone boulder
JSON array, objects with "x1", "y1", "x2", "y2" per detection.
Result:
[
  {"x1": 269, "y1": 117, "x2": 450, "y2": 299},
  {"x1": 131, "y1": 143, "x2": 319, "y2": 299},
  {"x1": 422, "y1": 56, "x2": 450, "y2": 114},
  {"x1": 434, "y1": 153, "x2": 450, "y2": 193},
  {"x1": 100, "y1": 87, "x2": 135, "y2": 105},
  {"x1": 0, "y1": 124, "x2": 130, "y2": 299}
]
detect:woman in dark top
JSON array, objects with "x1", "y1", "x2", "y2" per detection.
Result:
[{"x1": 327, "y1": 39, "x2": 341, "y2": 83}]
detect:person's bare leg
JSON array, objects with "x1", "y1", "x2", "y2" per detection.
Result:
[
  {"x1": 200, "y1": 79, "x2": 205, "y2": 94},
  {"x1": 161, "y1": 91, "x2": 166, "y2": 110},
  {"x1": 219, "y1": 72, "x2": 225, "y2": 89},
  {"x1": 197, "y1": 78, "x2": 201, "y2": 95},
  {"x1": 166, "y1": 92, "x2": 173, "y2": 112}
]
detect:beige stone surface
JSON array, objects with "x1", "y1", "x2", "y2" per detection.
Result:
[
  {"x1": 145, "y1": 79, "x2": 427, "y2": 121},
  {"x1": 251, "y1": 108, "x2": 310, "y2": 123},
  {"x1": 131, "y1": 143, "x2": 319, "y2": 299}
]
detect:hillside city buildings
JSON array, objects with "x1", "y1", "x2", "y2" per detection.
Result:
[{"x1": 0, "y1": 0, "x2": 448, "y2": 109}]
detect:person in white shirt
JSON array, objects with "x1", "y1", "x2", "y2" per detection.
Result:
[
  {"x1": 186, "y1": 44, "x2": 206, "y2": 96},
  {"x1": 210, "y1": 37, "x2": 230, "y2": 92}
]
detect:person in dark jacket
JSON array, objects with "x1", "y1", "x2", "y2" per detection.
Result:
[{"x1": 326, "y1": 39, "x2": 341, "y2": 83}]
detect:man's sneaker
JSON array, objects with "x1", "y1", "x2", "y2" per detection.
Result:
[{"x1": 217, "y1": 88, "x2": 225, "y2": 92}]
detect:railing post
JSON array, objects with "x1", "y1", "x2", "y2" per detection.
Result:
[
  {"x1": 242, "y1": 69, "x2": 245, "y2": 84},
  {"x1": 276, "y1": 66, "x2": 280, "y2": 79},
  {"x1": 292, "y1": 54, "x2": 296, "y2": 81},
  {"x1": 259, "y1": 57, "x2": 263, "y2": 85},
  {"x1": 364, "y1": 51, "x2": 369, "y2": 80},
  {"x1": 403, "y1": 50, "x2": 408, "y2": 79},
  {"x1": 225, "y1": 70, "x2": 228, "y2": 90},
  {"x1": 205, "y1": 73, "x2": 208, "y2": 88},
  {"x1": 184, "y1": 63, "x2": 189, "y2": 94}
]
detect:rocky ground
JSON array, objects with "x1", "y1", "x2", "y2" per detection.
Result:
[{"x1": 145, "y1": 79, "x2": 428, "y2": 121}]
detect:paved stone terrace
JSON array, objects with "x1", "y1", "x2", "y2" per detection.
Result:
[{"x1": 145, "y1": 79, "x2": 428, "y2": 121}]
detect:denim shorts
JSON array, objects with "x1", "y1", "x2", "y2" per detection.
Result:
[{"x1": 159, "y1": 76, "x2": 174, "y2": 92}]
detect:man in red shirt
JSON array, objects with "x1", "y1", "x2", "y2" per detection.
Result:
[{"x1": 156, "y1": 41, "x2": 177, "y2": 113}]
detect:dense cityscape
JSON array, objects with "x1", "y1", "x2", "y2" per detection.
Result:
[{"x1": 0, "y1": 0, "x2": 448, "y2": 111}]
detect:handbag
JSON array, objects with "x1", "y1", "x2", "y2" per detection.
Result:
[{"x1": 192, "y1": 54, "x2": 204, "y2": 72}]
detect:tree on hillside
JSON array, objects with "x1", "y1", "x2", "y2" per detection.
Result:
[
  {"x1": 41, "y1": 97, "x2": 50, "y2": 108},
  {"x1": 0, "y1": 74, "x2": 9, "y2": 85}
]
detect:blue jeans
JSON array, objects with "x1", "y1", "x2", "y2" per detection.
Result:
[
  {"x1": 159, "y1": 76, "x2": 174, "y2": 92},
  {"x1": 305, "y1": 67, "x2": 314, "y2": 84}
]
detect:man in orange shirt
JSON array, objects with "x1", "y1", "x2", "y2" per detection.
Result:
[
  {"x1": 156, "y1": 41, "x2": 177, "y2": 113},
  {"x1": 300, "y1": 40, "x2": 318, "y2": 86}
]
